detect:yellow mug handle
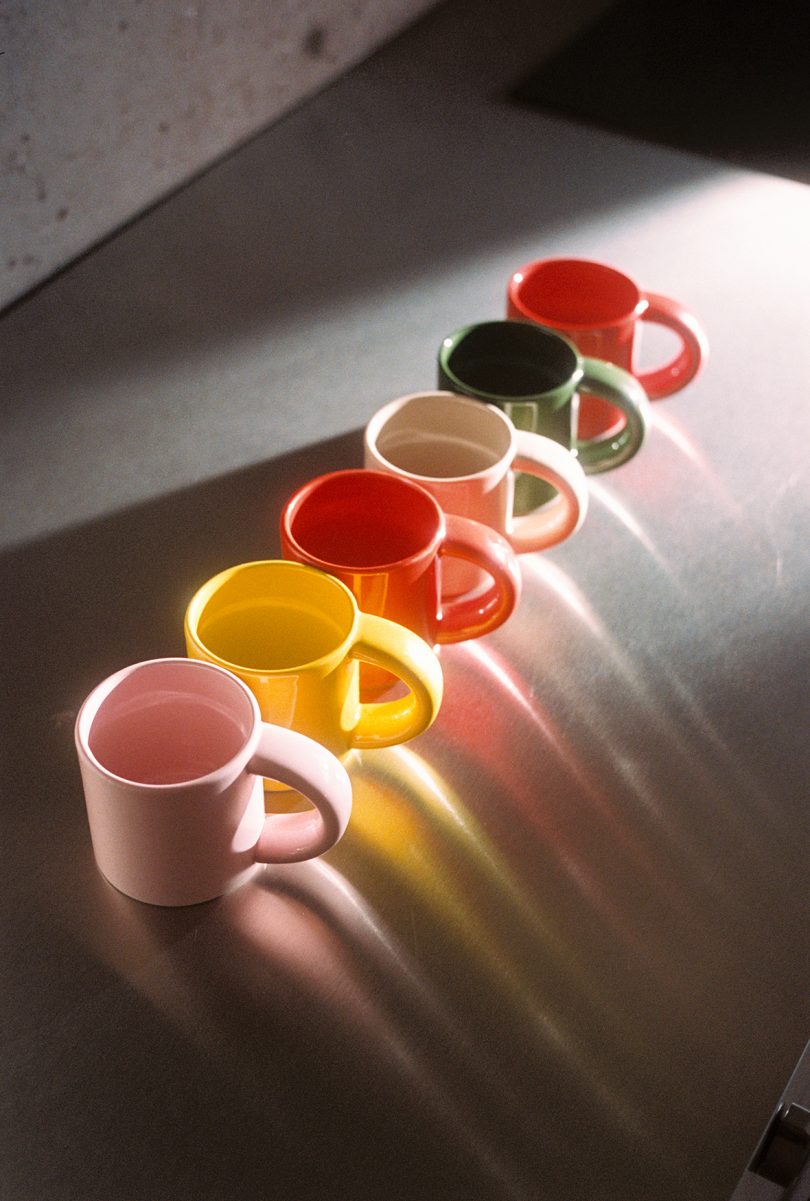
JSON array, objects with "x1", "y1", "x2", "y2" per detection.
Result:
[{"x1": 349, "y1": 612, "x2": 443, "y2": 749}]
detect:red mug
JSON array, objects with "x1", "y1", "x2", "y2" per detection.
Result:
[
  {"x1": 507, "y1": 257, "x2": 708, "y2": 440},
  {"x1": 280, "y1": 470, "x2": 522, "y2": 692}
]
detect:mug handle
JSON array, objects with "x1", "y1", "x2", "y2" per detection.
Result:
[
  {"x1": 637, "y1": 292, "x2": 708, "y2": 400},
  {"x1": 348, "y1": 612, "x2": 444, "y2": 749},
  {"x1": 575, "y1": 358, "x2": 651, "y2": 474},
  {"x1": 247, "y1": 724, "x2": 352, "y2": 862},
  {"x1": 509, "y1": 429, "x2": 589, "y2": 552},
  {"x1": 436, "y1": 514, "x2": 522, "y2": 643}
]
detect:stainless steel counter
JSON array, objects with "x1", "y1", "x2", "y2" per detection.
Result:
[{"x1": 3, "y1": 1, "x2": 810, "y2": 1197}]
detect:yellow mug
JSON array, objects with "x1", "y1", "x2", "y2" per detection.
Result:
[{"x1": 184, "y1": 561, "x2": 443, "y2": 772}]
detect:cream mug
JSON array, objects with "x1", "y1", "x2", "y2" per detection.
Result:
[{"x1": 364, "y1": 390, "x2": 589, "y2": 594}]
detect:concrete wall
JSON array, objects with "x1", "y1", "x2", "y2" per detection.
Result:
[{"x1": 0, "y1": 0, "x2": 439, "y2": 310}]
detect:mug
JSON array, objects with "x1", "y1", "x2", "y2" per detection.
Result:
[
  {"x1": 437, "y1": 319, "x2": 650, "y2": 510},
  {"x1": 363, "y1": 390, "x2": 589, "y2": 595},
  {"x1": 75, "y1": 657, "x2": 353, "y2": 906},
  {"x1": 185, "y1": 558, "x2": 443, "y2": 757},
  {"x1": 507, "y1": 257, "x2": 708, "y2": 440},
  {"x1": 279, "y1": 469, "x2": 522, "y2": 676}
]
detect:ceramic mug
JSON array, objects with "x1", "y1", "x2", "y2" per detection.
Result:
[
  {"x1": 437, "y1": 319, "x2": 650, "y2": 510},
  {"x1": 363, "y1": 390, "x2": 589, "y2": 595},
  {"x1": 185, "y1": 558, "x2": 443, "y2": 758},
  {"x1": 507, "y1": 257, "x2": 708, "y2": 439},
  {"x1": 75, "y1": 657, "x2": 353, "y2": 906},
  {"x1": 279, "y1": 469, "x2": 522, "y2": 674}
]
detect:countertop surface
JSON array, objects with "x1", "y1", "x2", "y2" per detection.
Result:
[{"x1": 3, "y1": 1, "x2": 810, "y2": 1198}]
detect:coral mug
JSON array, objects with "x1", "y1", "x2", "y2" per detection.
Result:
[
  {"x1": 280, "y1": 470, "x2": 522, "y2": 692},
  {"x1": 75, "y1": 657, "x2": 352, "y2": 906},
  {"x1": 185, "y1": 558, "x2": 442, "y2": 758},
  {"x1": 364, "y1": 391, "x2": 589, "y2": 595},
  {"x1": 438, "y1": 319, "x2": 649, "y2": 511},
  {"x1": 507, "y1": 257, "x2": 708, "y2": 439}
]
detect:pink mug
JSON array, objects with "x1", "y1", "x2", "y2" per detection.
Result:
[
  {"x1": 507, "y1": 257, "x2": 708, "y2": 440},
  {"x1": 75, "y1": 657, "x2": 352, "y2": 906}
]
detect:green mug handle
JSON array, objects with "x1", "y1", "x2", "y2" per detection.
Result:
[{"x1": 575, "y1": 358, "x2": 651, "y2": 473}]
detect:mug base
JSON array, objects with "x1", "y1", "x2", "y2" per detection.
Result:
[{"x1": 95, "y1": 859, "x2": 264, "y2": 908}]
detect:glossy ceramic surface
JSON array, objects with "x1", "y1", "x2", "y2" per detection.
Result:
[
  {"x1": 437, "y1": 319, "x2": 650, "y2": 510},
  {"x1": 364, "y1": 390, "x2": 589, "y2": 594},
  {"x1": 75, "y1": 658, "x2": 352, "y2": 905},
  {"x1": 185, "y1": 560, "x2": 443, "y2": 758},
  {"x1": 507, "y1": 257, "x2": 708, "y2": 438},
  {"x1": 280, "y1": 468, "x2": 522, "y2": 646}
]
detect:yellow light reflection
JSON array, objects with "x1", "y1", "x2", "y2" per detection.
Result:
[
  {"x1": 346, "y1": 744, "x2": 657, "y2": 1147},
  {"x1": 72, "y1": 858, "x2": 543, "y2": 1201}
]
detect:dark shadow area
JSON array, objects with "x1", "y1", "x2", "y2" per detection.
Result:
[
  {"x1": 0, "y1": 0, "x2": 722, "y2": 397},
  {"x1": 1, "y1": 429, "x2": 363, "y2": 731},
  {"x1": 3, "y1": 429, "x2": 497, "y2": 1201},
  {"x1": 0, "y1": 427, "x2": 362, "y2": 924},
  {"x1": 512, "y1": 0, "x2": 810, "y2": 184}
]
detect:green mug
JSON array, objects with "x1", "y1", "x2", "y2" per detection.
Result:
[{"x1": 437, "y1": 320, "x2": 650, "y2": 510}]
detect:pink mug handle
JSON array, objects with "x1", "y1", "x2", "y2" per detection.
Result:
[
  {"x1": 638, "y1": 292, "x2": 709, "y2": 399},
  {"x1": 436, "y1": 513, "x2": 522, "y2": 643},
  {"x1": 247, "y1": 724, "x2": 352, "y2": 863}
]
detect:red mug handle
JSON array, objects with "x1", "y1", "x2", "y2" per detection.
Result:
[
  {"x1": 436, "y1": 514, "x2": 522, "y2": 644},
  {"x1": 638, "y1": 292, "x2": 709, "y2": 400}
]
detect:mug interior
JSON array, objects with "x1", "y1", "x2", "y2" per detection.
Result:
[
  {"x1": 511, "y1": 259, "x2": 640, "y2": 326},
  {"x1": 192, "y1": 561, "x2": 356, "y2": 673},
  {"x1": 442, "y1": 321, "x2": 578, "y2": 398},
  {"x1": 85, "y1": 660, "x2": 252, "y2": 786},
  {"x1": 286, "y1": 471, "x2": 441, "y2": 568},
  {"x1": 373, "y1": 394, "x2": 510, "y2": 479}
]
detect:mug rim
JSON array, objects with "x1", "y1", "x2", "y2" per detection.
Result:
[
  {"x1": 184, "y1": 559, "x2": 361, "y2": 676},
  {"x1": 365, "y1": 391, "x2": 515, "y2": 484},
  {"x1": 508, "y1": 257, "x2": 647, "y2": 329},
  {"x1": 438, "y1": 319, "x2": 583, "y2": 403},
  {"x1": 75, "y1": 657, "x2": 260, "y2": 792},
  {"x1": 281, "y1": 468, "x2": 447, "y2": 573}
]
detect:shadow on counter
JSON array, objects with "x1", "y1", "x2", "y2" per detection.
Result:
[{"x1": 4, "y1": 415, "x2": 809, "y2": 1201}]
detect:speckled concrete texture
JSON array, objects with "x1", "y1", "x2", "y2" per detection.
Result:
[{"x1": 0, "y1": 0, "x2": 438, "y2": 309}]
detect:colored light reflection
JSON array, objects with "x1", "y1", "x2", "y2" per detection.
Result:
[
  {"x1": 653, "y1": 408, "x2": 793, "y2": 587},
  {"x1": 74, "y1": 847, "x2": 587, "y2": 1201},
  {"x1": 345, "y1": 744, "x2": 657, "y2": 1147},
  {"x1": 496, "y1": 555, "x2": 782, "y2": 907},
  {"x1": 586, "y1": 475, "x2": 683, "y2": 586},
  {"x1": 444, "y1": 640, "x2": 691, "y2": 963}
]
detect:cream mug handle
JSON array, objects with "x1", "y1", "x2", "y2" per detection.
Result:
[{"x1": 508, "y1": 429, "x2": 589, "y2": 552}]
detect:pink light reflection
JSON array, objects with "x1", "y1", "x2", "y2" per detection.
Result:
[
  {"x1": 587, "y1": 477, "x2": 681, "y2": 584},
  {"x1": 651, "y1": 409, "x2": 711, "y2": 470},
  {"x1": 75, "y1": 859, "x2": 537, "y2": 1201},
  {"x1": 650, "y1": 410, "x2": 787, "y2": 584}
]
